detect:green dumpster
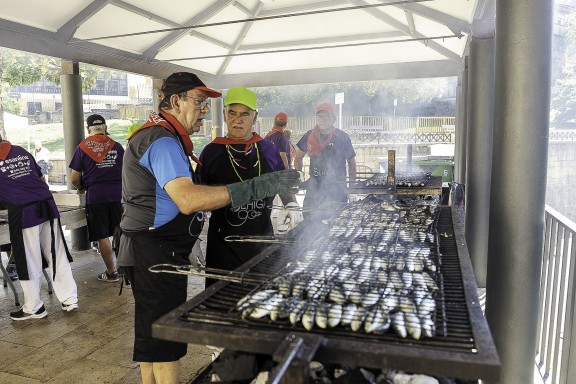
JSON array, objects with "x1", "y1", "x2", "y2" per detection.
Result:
[{"x1": 413, "y1": 157, "x2": 454, "y2": 204}]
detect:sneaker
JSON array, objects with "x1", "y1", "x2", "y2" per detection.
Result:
[
  {"x1": 91, "y1": 241, "x2": 100, "y2": 253},
  {"x1": 61, "y1": 303, "x2": 79, "y2": 312},
  {"x1": 97, "y1": 270, "x2": 119, "y2": 282},
  {"x1": 10, "y1": 305, "x2": 48, "y2": 321},
  {"x1": 6, "y1": 265, "x2": 18, "y2": 281}
]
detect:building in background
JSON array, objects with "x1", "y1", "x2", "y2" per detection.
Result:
[{"x1": 9, "y1": 72, "x2": 152, "y2": 124}]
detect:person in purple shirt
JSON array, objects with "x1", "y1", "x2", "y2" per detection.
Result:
[
  {"x1": 195, "y1": 87, "x2": 303, "y2": 287},
  {"x1": 69, "y1": 114, "x2": 124, "y2": 282},
  {"x1": 264, "y1": 112, "x2": 291, "y2": 169},
  {"x1": 0, "y1": 135, "x2": 78, "y2": 320}
]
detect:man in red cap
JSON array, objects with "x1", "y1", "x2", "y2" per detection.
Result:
[
  {"x1": 263, "y1": 112, "x2": 302, "y2": 231},
  {"x1": 294, "y1": 102, "x2": 357, "y2": 214},
  {"x1": 118, "y1": 74, "x2": 300, "y2": 383},
  {"x1": 265, "y1": 112, "x2": 290, "y2": 168}
]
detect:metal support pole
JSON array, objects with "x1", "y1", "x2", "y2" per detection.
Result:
[
  {"x1": 485, "y1": 1, "x2": 553, "y2": 383},
  {"x1": 406, "y1": 144, "x2": 413, "y2": 173},
  {"x1": 465, "y1": 36, "x2": 495, "y2": 288},
  {"x1": 212, "y1": 97, "x2": 224, "y2": 137},
  {"x1": 60, "y1": 61, "x2": 89, "y2": 251},
  {"x1": 454, "y1": 59, "x2": 468, "y2": 184}
]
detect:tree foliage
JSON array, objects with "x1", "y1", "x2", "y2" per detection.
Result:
[
  {"x1": 253, "y1": 78, "x2": 452, "y2": 117},
  {"x1": 0, "y1": 47, "x2": 117, "y2": 139},
  {"x1": 0, "y1": 47, "x2": 112, "y2": 91},
  {"x1": 551, "y1": 12, "x2": 576, "y2": 124}
]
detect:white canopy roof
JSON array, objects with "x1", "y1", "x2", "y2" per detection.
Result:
[{"x1": 0, "y1": 0, "x2": 495, "y2": 87}]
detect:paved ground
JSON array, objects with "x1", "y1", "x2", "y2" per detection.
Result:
[{"x1": 0, "y1": 239, "x2": 212, "y2": 384}]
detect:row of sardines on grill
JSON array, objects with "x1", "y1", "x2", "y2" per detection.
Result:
[
  {"x1": 358, "y1": 172, "x2": 431, "y2": 187},
  {"x1": 235, "y1": 195, "x2": 441, "y2": 340}
]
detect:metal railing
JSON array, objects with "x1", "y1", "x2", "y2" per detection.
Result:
[
  {"x1": 257, "y1": 115, "x2": 455, "y2": 144},
  {"x1": 536, "y1": 205, "x2": 576, "y2": 384},
  {"x1": 549, "y1": 130, "x2": 576, "y2": 142}
]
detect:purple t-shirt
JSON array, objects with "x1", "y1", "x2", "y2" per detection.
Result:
[
  {"x1": 265, "y1": 131, "x2": 290, "y2": 157},
  {"x1": 69, "y1": 141, "x2": 124, "y2": 204},
  {"x1": 0, "y1": 144, "x2": 59, "y2": 228}
]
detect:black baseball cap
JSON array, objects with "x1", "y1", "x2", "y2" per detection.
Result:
[
  {"x1": 160, "y1": 72, "x2": 222, "y2": 98},
  {"x1": 86, "y1": 114, "x2": 106, "y2": 127}
]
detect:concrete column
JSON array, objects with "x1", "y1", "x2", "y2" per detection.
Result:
[
  {"x1": 485, "y1": 1, "x2": 552, "y2": 383},
  {"x1": 464, "y1": 36, "x2": 495, "y2": 288},
  {"x1": 454, "y1": 58, "x2": 468, "y2": 184},
  {"x1": 60, "y1": 60, "x2": 89, "y2": 251}
]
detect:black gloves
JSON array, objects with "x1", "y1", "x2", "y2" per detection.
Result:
[{"x1": 227, "y1": 169, "x2": 301, "y2": 208}]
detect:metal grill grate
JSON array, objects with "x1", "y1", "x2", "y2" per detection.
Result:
[{"x1": 154, "y1": 205, "x2": 500, "y2": 381}]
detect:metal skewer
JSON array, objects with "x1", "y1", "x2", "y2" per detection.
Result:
[
  {"x1": 224, "y1": 235, "x2": 296, "y2": 244},
  {"x1": 148, "y1": 263, "x2": 274, "y2": 284}
]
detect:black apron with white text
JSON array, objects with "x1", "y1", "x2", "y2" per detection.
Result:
[
  {"x1": 6, "y1": 199, "x2": 72, "y2": 280},
  {"x1": 205, "y1": 143, "x2": 274, "y2": 285}
]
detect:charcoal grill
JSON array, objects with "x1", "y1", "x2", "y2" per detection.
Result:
[
  {"x1": 347, "y1": 151, "x2": 442, "y2": 196},
  {"x1": 153, "y1": 205, "x2": 500, "y2": 382},
  {"x1": 348, "y1": 172, "x2": 443, "y2": 196}
]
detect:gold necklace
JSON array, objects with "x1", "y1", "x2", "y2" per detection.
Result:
[{"x1": 226, "y1": 143, "x2": 261, "y2": 181}]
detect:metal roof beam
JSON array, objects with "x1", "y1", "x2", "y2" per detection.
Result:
[
  {"x1": 208, "y1": 60, "x2": 461, "y2": 89},
  {"x1": 405, "y1": 10, "x2": 416, "y2": 34},
  {"x1": 112, "y1": 1, "x2": 234, "y2": 51},
  {"x1": 392, "y1": 1, "x2": 471, "y2": 35},
  {"x1": 0, "y1": 18, "x2": 193, "y2": 79},
  {"x1": 239, "y1": 31, "x2": 404, "y2": 51},
  {"x1": 216, "y1": 3, "x2": 264, "y2": 78},
  {"x1": 111, "y1": 0, "x2": 180, "y2": 29},
  {"x1": 258, "y1": 0, "x2": 349, "y2": 16},
  {"x1": 232, "y1": 1, "x2": 253, "y2": 16},
  {"x1": 55, "y1": 0, "x2": 112, "y2": 43},
  {"x1": 349, "y1": 0, "x2": 462, "y2": 63},
  {"x1": 141, "y1": 0, "x2": 235, "y2": 61}
]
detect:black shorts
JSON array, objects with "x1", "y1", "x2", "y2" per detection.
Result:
[
  {"x1": 86, "y1": 202, "x2": 122, "y2": 242},
  {"x1": 125, "y1": 235, "x2": 188, "y2": 362}
]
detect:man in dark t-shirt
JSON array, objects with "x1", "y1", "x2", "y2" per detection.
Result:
[{"x1": 294, "y1": 103, "x2": 357, "y2": 215}]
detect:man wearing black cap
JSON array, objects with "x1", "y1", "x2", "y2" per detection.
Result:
[
  {"x1": 69, "y1": 114, "x2": 124, "y2": 282},
  {"x1": 118, "y1": 72, "x2": 300, "y2": 383}
]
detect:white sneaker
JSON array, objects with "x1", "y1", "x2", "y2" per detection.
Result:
[{"x1": 61, "y1": 303, "x2": 79, "y2": 312}]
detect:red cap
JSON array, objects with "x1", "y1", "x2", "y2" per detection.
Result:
[
  {"x1": 274, "y1": 112, "x2": 288, "y2": 124},
  {"x1": 316, "y1": 103, "x2": 334, "y2": 114}
]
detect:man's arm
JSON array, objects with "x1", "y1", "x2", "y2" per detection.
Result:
[
  {"x1": 294, "y1": 149, "x2": 306, "y2": 172},
  {"x1": 279, "y1": 151, "x2": 289, "y2": 169},
  {"x1": 70, "y1": 170, "x2": 83, "y2": 190},
  {"x1": 166, "y1": 171, "x2": 301, "y2": 214},
  {"x1": 164, "y1": 177, "x2": 231, "y2": 215},
  {"x1": 347, "y1": 157, "x2": 357, "y2": 187}
]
